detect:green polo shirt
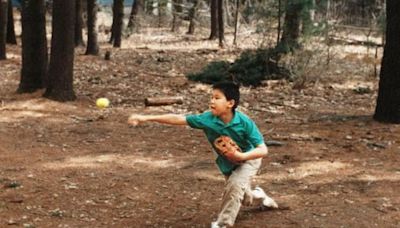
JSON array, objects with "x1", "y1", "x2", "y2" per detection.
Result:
[{"x1": 186, "y1": 111, "x2": 264, "y2": 175}]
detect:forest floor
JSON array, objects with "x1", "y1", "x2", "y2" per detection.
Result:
[{"x1": 0, "y1": 27, "x2": 400, "y2": 228}]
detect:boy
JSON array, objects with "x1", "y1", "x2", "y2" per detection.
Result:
[{"x1": 128, "y1": 82, "x2": 278, "y2": 227}]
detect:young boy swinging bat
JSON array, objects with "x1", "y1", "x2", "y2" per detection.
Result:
[{"x1": 128, "y1": 81, "x2": 278, "y2": 228}]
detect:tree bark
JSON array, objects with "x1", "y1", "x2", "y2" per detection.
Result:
[
  {"x1": 373, "y1": 0, "x2": 400, "y2": 123},
  {"x1": 6, "y1": 0, "x2": 16, "y2": 45},
  {"x1": 301, "y1": 0, "x2": 314, "y2": 35},
  {"x1": 145, "y1": 0, "x2": 154, "y2": 14},
  {"x1": 277, "y1": 0, "x2": 304, "y2": 52},
  {"x1": 171, "y1": 0, "x2": 182, "y2": 32},
  {"x1": 128, "y1": 0, "x2": 143, "y2": 33},
  {"x1": 0, "y1": 0, "x2": 7, "y2": 60},
  {"x1": 86, "y1": 0, "x2": 99, "y2": 55},
  {"x1": 18, "y1": 0, "x2": 48, "y2": 93},
  {"x1": 43, "y1": 0, "x2": 76, "y2": 101},
  {"x1": 276, "y1": 0, "x2": 282, "y2": 46},
  {"x1": 233, "y1": 0, "x2": 239, "y2": 45},
  {"x1": 209, "y1": 0, "x2": 218, "y2": 40},
  {"x1": 110, "y1": 1, "x2": 116, "y2": 43},
  {"x1": 224, "y1": 0, "x2": 231, "y2": 26},
  {"x1": 217, "y1": 0, "x2": 224, "y2": 47},
  {"x1": 158, "y1": 0, "x2": 167, "y2": 27},
  {"x1": 75, "y1": 0, "x2": 85, "y2": 47},
  {"x1": 113, "y1": 0, "x2": 124, "y2": 48},
  {"x1": 188, "y1": 0, "x2": 200, "y2": 34}
]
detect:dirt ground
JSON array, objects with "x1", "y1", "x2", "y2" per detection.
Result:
[{"x1": 1, "y1": 30, "x2": 400, "y2": 228}]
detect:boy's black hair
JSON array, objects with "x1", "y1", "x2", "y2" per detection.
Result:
[{"x1": 212, "y1": 81, "x2": 240, "y2": 111}]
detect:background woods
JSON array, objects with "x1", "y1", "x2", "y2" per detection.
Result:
[{"x1": 0, "y1": 1, "x2": 400, "y2": 227}]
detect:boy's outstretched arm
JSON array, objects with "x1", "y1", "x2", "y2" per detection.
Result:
[
  {"x1": 238, "y1": 143, "x2": 268, "y2": 161},
  {"x1": 128, "y1": 114, "x2": 188, "y2": 126}
]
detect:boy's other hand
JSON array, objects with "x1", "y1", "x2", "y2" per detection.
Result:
[{"x1": 128, "y1": 114, "x2": 146, "y2": 126}]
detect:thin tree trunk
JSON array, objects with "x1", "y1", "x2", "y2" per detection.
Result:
[
  {"x1": 209, "y1": 0, "x2": 218, "y2": 39},
  {"x1": 217, "y1": 0, "x2": 224, "y2": 47},
  {"x1": 188, "y1": 0, "x2": 200, "y2": 34},
  {"x1": 75, "y1": 0, "x2": 85, "y2": 47},
  {"x1": 233, "y1": 0, "x2": 239, "y2": 45},
  {"x1": 18, "y1": 0, "x2": 48, "y2": 93},
  {"x1": 110, "y1": 1, "x2": 116, "y2": 43},
  {"x1": 224, "y1": 0, "x2": 231, "y2": 26},
  {"x1": 276, "y1": 0, "x2": 281, "y2": 46},
  {"x1": 277, "y1": 0, "x2": 303, "y2": 52},
  {"x1": 128, "y1": 0, "x2": 143, "y2": 33},
  {"x1": 158, "y1": 0, "x2": 167, "y2": 27},
  {"x1": 301, "y1": 0, "x2": 313, "y2": 35},
  {"x1": 0, "y1": 0, "x2": 7, "y2": 60},
  {"x1": 145, "y1": 0, "x2": 154, "y2": 14},
  {"x1": 86, "y1": 0, "x2": 99, "y2": 55},
  {"x1": 171, "y1": 0, "x2": 182, "y2": 32},
  {"x1": 113, "y1": 0, "x2": 124, "y2": 47},
  {"x1": 373, "y1": 0, "x2": 400, "y2": 123},
  {"x1": 6, "y1": 0, "x2": 16, "y2": 44},
  {"x1": 44, "y1": 0, "x2": 76, "y2": 101}
]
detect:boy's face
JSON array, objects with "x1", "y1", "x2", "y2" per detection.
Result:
[{"x1": 209, "y1": 89, "x2": 235, "y2": 116}]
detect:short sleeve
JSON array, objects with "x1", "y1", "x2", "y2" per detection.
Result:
[
  {"x1": 246, "y1": 120, "x2": 264, "y2": 147},
  {"x1": 186, "y1": 112, "x2": 208, "y2": 129}
]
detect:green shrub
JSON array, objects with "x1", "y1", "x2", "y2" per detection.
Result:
[
  {"x1": 187, "y1": 48, "x2": 290, "y2": 87},
  {"x1": 186, "y1": 61, "x2": 231, "y2": 84}
]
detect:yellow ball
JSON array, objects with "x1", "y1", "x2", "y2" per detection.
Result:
[{"x1": 96, "y1": 98, "x2": 110, "y2": 109}]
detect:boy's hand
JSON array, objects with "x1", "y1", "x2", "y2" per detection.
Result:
[{"x1": 128, "y1": 114, "x2": 147, "y2": 126}]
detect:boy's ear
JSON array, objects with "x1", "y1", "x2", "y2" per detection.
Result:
[{"x1": 228, "y1": 99, "x2": 235, "y2": 108}]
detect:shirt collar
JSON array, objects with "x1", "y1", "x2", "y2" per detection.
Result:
[{"x1": 214, "y1": 111, "x2": 240, "y2": 126}]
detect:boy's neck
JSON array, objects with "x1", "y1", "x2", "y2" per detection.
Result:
[{"x1": 219, "y1": 110, "x2": 234, "y2": 124}]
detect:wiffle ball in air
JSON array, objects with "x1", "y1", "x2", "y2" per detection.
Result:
[{"x1": 96, "y1": 98, "x2": 110, "y2": 109}]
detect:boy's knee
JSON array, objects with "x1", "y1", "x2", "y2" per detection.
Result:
[{"x1": 225, "y1": 182, "x2": 246, "y2": 198}]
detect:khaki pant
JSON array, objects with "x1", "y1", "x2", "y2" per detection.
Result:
[{"x1": 216, "y1": 158, "x2": 263, "y2": 227}]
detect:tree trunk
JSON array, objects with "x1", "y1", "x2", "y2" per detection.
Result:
[
  {"x1": 113, "y1": 0, "x2": 124, "y2": 48},
  {"x1": 276, "y1": 0, "x2": 282, "y2": 46},
  {"x1": 18, "y1": 0, "x2": 48, "y2": 93},
  {"x1": 301, "y1": 0, "x2": 314, "y2": 35},
  {"x1": 0, "y1": 0, "x2": 7, "y2": 60},
  {"x1": 127, "y1": 0, "x2": 143, "y2": 33},
  {"x1": 75, "y1": 0, "x2": 85, "y2": 47},
  {"x1": 145, "y1": 0, "x2": 154, "y2": 14},
  {"x1": 224, "y1": 0, "x2": 231, "y2": 26},
  {"x1": 171, "y1": 0, "x2": 182, "y2": 32},
  {"x1": 373, "y1": 0, "x2": 400, "y2": 123},
  {"x1": 110, "y1": 2, "x2": 115, "y2": 43},
  {"x1": 43, "y1": 0, "x2": 76, "y2": 101},
  {"x1": 209, "y1": 0, "x2": 218, "y2": 39},
  {"x1": 86, "y1": 0, "x2": 99, "y2": 55},
  {"x1": 6, "y1": 0, "x2": 16, "y2": 45},
  {"x1": 233, "y1": 0, "x2": 239, "y2": 45},
  {"x1": 217, "y1": 0, "x2": 224, "y2": 47},
  {"x1": 277, "y1": 0, "x2": 303, "y2": 53},
  {"x1": 158, "y1": 0, "x2": 167, "y2": 27},
  {"x1": 187, "y1": 0, "x2": 200, "y2": 34}
]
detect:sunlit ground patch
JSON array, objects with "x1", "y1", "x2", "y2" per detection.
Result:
[
  {"x1": 258, "y1": 160, "x2": 400, "y2": 186},
  {"x1": 41, "y1": 154, "x2": 188, "y2": 170},
  {"x1": 357, "y1": 173, "x2": 400, "y2": 182},
  {"x1": 0, "y1": 110, "x2": 48, "y2": 122},
  {"x1": 0, "y1": 98, "x2": 84, "y2": 123},
  {"x1": 258, "y1": 161, "x2": 351, "y2": 183}
]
